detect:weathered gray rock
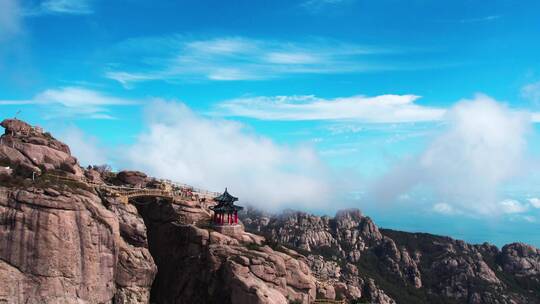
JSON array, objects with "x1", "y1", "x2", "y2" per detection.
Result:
[
  {"x1": 500, "y1": 243, "x2": 540, "y2": 277},
  {"x1": 243, "y1": 208, "x2": 540, "y2": 304}
]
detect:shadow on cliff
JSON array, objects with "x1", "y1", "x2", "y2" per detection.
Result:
[{"x1": 131, "y1": 197, "x2": 231, "y2": 304}]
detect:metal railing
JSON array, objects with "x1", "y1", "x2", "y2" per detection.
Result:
[
  {"x1": 43, "y1": 174, "x2": 211, "y2": 204},
  {"x1": 159, "y1": 178, "x2": 221, "y2": 197}
]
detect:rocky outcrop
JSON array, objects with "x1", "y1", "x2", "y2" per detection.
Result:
[
  {"x1": 244, "y1": 209, "x2": 382, "y2": 261},
  {"x1": 110, "y1": 202, "x2": 157, "y2": 303},
  {"x1": 243, "y1": 209, "x2": 540, "y2": 304},
  {"x1": 116, "y1": 170, "x2": 148, "y2": 187},
  {"x1": 0, "y1": 181, "x2": 319, "y2": 304},
  {"x1": 0, "y1": 119, "x2": 326, "y2": 304},
  {"x1": 132, "y1": 196, "x2": 316, "y2": 304},
  {"x1": 0, "y1": 186, "x2": 120, "y2": 303},
  {"x1": 0, "y1": 119, "x2": 82, "y2": 177},
  {"x1": 500, "y1": 243, "x2": 540, "y2": 278},
  {"x1": 243, "y1": 209, "x2": 397, "y2": 303},
  {"x1": 1, "y1": 118, "x2": 540, "y2": 304}
]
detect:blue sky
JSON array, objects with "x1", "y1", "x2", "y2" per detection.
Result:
[{"x1": 2, "y1": 0, "x2": 540, "y2": 247}]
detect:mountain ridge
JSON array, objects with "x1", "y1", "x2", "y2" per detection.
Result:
[
  {"x1": 0, "y1": 117, "x2": 538, "y2": 304},
  {"x1": 242, "y1": 208, "x2": 540, "y2": 303}
]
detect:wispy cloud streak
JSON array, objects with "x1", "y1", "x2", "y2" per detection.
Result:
[
  {"x1": 25, "y1": 0, "x2": 93, "y2": 16},
  {"x1": 216, "y1": 94, "x2": 446, "y2": 123},
  {"x1": 217, "y1": 93, "x2": 540, "y2": 124},
  {"x1": 0, "y1": 87, "x2": 136, "y2": 119},
  {"x1": 105, "y1": 36, "x2": 404, "y2": 86},
  {"x1": 300, "y1": 0, "x2": 354, "y2": 13}
]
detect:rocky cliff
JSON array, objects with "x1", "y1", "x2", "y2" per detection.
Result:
[
  {"x1": 0, "y1": 119, "x2": 330, "y2": 304},
  {"x1": 1, "y1": 118, "x2": 539, "y2": 304},
  {"x1": 242, "y1": 208, "x2": 540, "y2": 303}
]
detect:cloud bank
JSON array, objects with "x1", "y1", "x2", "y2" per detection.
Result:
[
  {"x1": 121, "y1": 101, "x2": 333, "y2": 210},
  {"x1": 58, "y1": 127, "x2": 107, "y2": 166},
  {"x1": 371, "y1": 95, "x2": 531, "y2": 215}
]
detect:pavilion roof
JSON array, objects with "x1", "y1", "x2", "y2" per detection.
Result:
[
  {"x1": 213, "y1": 188, "x2": 238, "y2": 203},
  {"x1": 211, "y1": 204, "x2": 244, "y2": 213},
  {"x1": 210, "y1": 188, "x2": 243, "y2": 213}
]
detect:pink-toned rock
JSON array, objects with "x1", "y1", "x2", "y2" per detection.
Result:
[
  {"x1": 1, "y1": 119, "x2": 33, "y2": 135},
  {"x1": 17, "y1": 142, "x2": 82, "y2": 176},
  {"x1": 0, "y1": 120, "x2": 82, "y2": 177},
  {"x1": 317, "y1": 282, "x2": 336, "y2": 299},
  {"x1": 85, "y1": 168, "x2": 104, "y2": 183},
  {"x1": 117, "y1": 170, "x2": 148, "y2": 187},
  {"x1": 0, "y1": 166, "x2": 13, "y2": 177},
  {"x1": 0, "y1": 145, "x2": 41, "y2": 176},
  {"x1": 141, "y1": 209, "x2": 318, "y2": 304},
  {"x1": 0, "y1": 187, "x2": 118, "y2": 304}
]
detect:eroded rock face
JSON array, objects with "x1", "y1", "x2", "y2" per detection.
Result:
[
  {"x1": 1, "y1": 119, "x2": 539, "y2": 304},
  {"x1": 243, "y1": 208, "x2": 386, "y2": 263},
  {"x1": 117, "y1": 171, "x2": 148, "y2": 187},
  {"x1": 134, "y1": 198, "x2": 317, "y2": 304},
  {"x1": 243, "y1": 209, "x2": 397, "y2": 303},
  {"x1": 110, "y1": 202, "x2": 158, "y2": 303},
  {"x1": 500, "y1": 243, "x2": 540, "y2": 277},
  {"x1": 0, "y1": 119, "x2": 82, "y2": 177},
  {"x1": 0, "y1": 117, "x2": 159, "y2": 304},
  {"x1": 0, "y1": 187, "x2": 119, "y2": 303},
  {"x1": 243, "y1": 209, "x2": 540, "y2": 304}
]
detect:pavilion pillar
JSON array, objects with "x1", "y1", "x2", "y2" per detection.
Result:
[{"x1": 234, "y1": 211, "x2": 238, "y2": 224}]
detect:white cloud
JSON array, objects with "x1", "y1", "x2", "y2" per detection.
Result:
[
  {"x1": 216, "y1": 94, "x2": 445, "y2": 123},
  {"x1": 121, "y1": 100, "x2": 333, "y2": 210},
  {"x1": 58, "y1": 127, "x2": 108, "y2": 166},
  {"x1": 528, "y1": 198, "x2": 540, "y2": 208},
  {"x1": 433, "y1": 202, "x2": 460, "y2": 215},
  {"x1": 498, "y1": 199, "x2": 529, "y2": 214},
  {"x1": 265, "y1": 52, "x2": 321, "y2": 64},
  {"x1": 301, "y1": 0, "x2": 353, "y2": 13},
  {"x1": 0, "y1": 87, "x2": 136, "y2": 119},
  {"x1": 458, "y1": 15, "x2": 501, "y2": 24},
  {"x1": 105, "y1": 35, "x2": 401, "y2": 86},
  {"x1": 0, "y1": 0, "x2": 22, "y2": 41},
  {"x1": 371, "y1": 94, "x2": 531, "y2": 215},
  {"x1": 522, "y1": 81, "x2": 540, "y2": 104},
  {"x1": 522, "y1": 215, "x2": 536, "y2": 223},
  {"x1": 25, "y1": 0, "x2": 93, "y2": 15}
]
